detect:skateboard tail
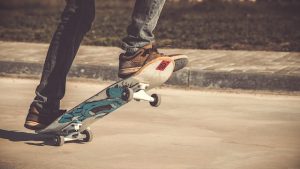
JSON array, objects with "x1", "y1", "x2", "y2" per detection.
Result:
[{"x1": 132, "y1": 57, "x2": 175, "y2": 90}]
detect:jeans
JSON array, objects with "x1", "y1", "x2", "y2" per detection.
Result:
[
  {"x1": 34, "y1": 0, "x2": 166, "y2": 112},
  {"x1": 121, "y1": 0, "x2": 166, "y2": 54}
]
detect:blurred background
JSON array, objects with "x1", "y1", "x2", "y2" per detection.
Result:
[{"x1": 0, "y1": 0, "x2": 299, "y2": 51}]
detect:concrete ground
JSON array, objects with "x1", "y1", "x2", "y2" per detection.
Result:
[{"x1": 0, "y1": 78, "x2": 300, "y2": 169}]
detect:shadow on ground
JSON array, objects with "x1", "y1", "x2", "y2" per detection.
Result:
[
  {"x1": 0, "y1": 129, "x2": 54, "y2": 146},
  {"x1": 0, "y1": 129, "x2": 87, "y2": 146}
]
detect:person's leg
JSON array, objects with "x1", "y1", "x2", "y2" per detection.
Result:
[
  {"x1": 119, "y1": 0, "x2": 188, "y2": 78},
  {"x1": 121, "y1": 0, "x2": 166, "y2": 54},
  {"x1": 24, "y1": 0, "x2": 95, "y2": 130}
]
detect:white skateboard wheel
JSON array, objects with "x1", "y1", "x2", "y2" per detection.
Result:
[
  {"x1": 150, "y1": 94, "x2": 161, "y2": 107},
  {"x1": 54, "y1": 135, "x2": 64, "y2": 146},
  {"x1": 81, "y1": 129, "x2": 93, "y2": 142},
  {"x1": 121, "y1": 87, "x2": 133, "y2": 102}
]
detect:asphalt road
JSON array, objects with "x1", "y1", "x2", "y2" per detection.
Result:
[{"x1": 0, "y1": 78, "x2": 300, "y2": 169}]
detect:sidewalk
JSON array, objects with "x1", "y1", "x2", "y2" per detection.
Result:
[{"x1": 0, "y1": 41, "x2": 299, "y2": 91}]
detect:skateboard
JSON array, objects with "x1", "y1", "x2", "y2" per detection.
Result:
[{"x1": 36, "y1": 57, "x2": 175, "y2": 146}]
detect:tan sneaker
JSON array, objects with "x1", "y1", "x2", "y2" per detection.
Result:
[{"x1": 118, "y1": 43, "x2": 188, "y2": 78}]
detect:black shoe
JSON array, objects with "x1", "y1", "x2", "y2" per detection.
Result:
[{"x1": 24, "y1": 103, "x2": 66, "y2": 130}]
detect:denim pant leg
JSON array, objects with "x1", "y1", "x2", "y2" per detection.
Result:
[
  {"x1": 33, "y1": 0, "x2": 95, "y2": 113},
  {"x1": 121, "y1": 0, "x2": 166, "y2": 53}
]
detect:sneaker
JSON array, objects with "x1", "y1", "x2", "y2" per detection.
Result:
[
  {"x1": 24, "y1": 103, "x2": 66, "y2": 130},
  {"x1": 118, "y1": 43, "x2": 188, "y2": 78}
]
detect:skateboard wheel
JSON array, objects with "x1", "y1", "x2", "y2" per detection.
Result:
[
  {"x1": 54, "y1": 135, "x2": 64, "y2": 146},
  {"x1": 82, "y1": 129, "x2": 93, "y2": 142},
  {"x1": 150, "y1": 94, "x2": 161, "y2": 107},
  {"x1": 121, "y1": 87, "x2": 133, "y2": 102}
]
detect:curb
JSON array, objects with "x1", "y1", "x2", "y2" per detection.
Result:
[
  {"x1": 189, "y1": 69, "x2": 300, "y2": 91},
  {"x1": 1, "y1": 61, "x2": 299, "y2": 91}
]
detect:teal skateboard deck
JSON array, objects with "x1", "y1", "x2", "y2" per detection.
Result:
[{"x1": 36, "y1": 57, "x2": 176, "y2": 146}]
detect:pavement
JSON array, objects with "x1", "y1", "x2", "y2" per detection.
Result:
[
  {"x1": 0, "y1": 41, "x2": 300, "y2": 91},
  {"x1": 0, "y1": 77, "x2": 300, "y2": 169}
]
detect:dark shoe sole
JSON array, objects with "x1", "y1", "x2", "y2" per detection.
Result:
[
  {"x1": 118, "y1": 67, "x2": 141, "y2": 79},
  {"x1": 174, "y1": 57, "x2": 188, "y2": 72}
]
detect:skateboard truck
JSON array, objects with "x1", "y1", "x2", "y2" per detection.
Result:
[
  {"x1": 133, "y1": 83, "x2": 161, "y2": 107},
  {"x1": 53, "y1": 122, "x2": 93, "y2": 146}
]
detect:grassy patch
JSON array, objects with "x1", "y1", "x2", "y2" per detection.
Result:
[{"x1": 0, "y1": 0, "x2": 299, "y2": 51}]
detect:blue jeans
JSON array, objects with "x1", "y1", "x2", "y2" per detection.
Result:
[
  {"x1": 33, "y1": 0, "x2": 166, "y2": 112},
  {"x1": 121, "y1": 0, "x2": 166, "y2": 53}
]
